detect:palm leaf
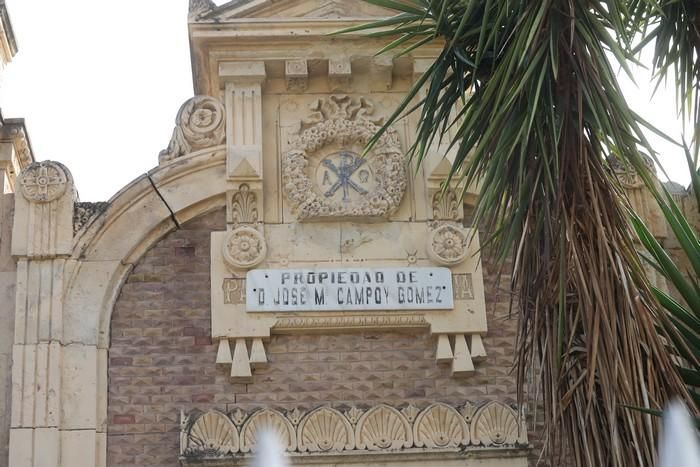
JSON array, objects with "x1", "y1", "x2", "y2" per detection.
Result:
[{"x1": 339, "y1": 1, "x2": 694, "y2": 465}]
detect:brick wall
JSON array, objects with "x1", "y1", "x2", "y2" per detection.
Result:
[{"x1": 106, "y1": 208, "x2": 520, "y2": 466}]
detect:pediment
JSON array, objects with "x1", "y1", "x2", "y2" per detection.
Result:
[{"x1": 201, "y1": 0, "x2": 396, "y2": 21}]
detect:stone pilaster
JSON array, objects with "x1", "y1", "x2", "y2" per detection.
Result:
[{"x1": 9, "y1": 161, "x2": 74, "y2": 467}]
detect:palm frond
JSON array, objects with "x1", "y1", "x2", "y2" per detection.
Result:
[{"x1": 340, "y1": 1, "x2": 694, "y2": 465}]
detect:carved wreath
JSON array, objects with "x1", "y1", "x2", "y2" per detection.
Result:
[{"x1": 282, "y1": 95, "x2": 406, "y2": 219}]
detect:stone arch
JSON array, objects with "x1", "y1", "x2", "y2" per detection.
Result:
[{"x1": 57, "y1": 147, "x2": 230, "y2": 465}]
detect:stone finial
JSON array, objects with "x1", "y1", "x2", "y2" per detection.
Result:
[{"x1": 12, "y1": 161, "x2": 75, "y2": 257}]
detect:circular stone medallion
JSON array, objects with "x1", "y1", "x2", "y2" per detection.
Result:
[
  {"x1": 222, "y1": 226, "x2": 267, "y2": 270},
  {"x1": 19, "y1": 161, "x2": 69, "y2": 203},
  {"x1": 427, "y1": 224, "x2": 469, "y2": 266}
]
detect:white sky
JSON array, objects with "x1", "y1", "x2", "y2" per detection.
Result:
[{"x1": 0, "y1": 0, "x2": 693, "y2": 201}]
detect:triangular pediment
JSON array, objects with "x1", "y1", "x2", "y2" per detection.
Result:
[{"x1": 200, "y1": 0, "x2": 395, "y2": 21}]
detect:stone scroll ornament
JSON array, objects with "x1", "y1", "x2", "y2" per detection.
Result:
[
  {"x1": 159, "y1": 96, "x2": 226, "y2": 163},
  {"x1": 282, "y1": 95, "x2": 407, "y2": 219}
]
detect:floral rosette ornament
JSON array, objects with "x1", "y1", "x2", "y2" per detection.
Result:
[
  {"x1": 222, "y1": 226, "x2": 267, "y2": 270},
  {"x1": 282, "y1": 95, "x2": 407, "y2": 219},
  {"x1": 427, "y1": 224, "x2": 469, "y2": 266}
]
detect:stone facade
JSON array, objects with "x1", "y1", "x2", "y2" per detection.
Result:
[
  {"x1": 107, "y1": 209, "x2": 521, "y2": 466},
  {"x1": 0, "y1": 1, "x2": 694, "y2": 466}
]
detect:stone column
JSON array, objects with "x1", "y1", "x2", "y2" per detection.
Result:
[{"x1": 9, "y1": 161, "x2": 74, "y2": 467}]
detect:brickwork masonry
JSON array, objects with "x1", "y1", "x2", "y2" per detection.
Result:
[{"x1": 106, "y1": 208, "x2": 520, "y2": 466}]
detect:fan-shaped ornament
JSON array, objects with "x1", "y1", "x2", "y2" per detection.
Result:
[
  {"x1": 298, "y1": 407, "x2": 354, "y2": 452},
  {"x1": 413, "y1": 403, "x2": 470, "y2": 448},
  {"x1": 470, "y1": 402, "x2": 521, "y2": 446},
  {"x1": 186, "y1": 410, "x2": 239, "y2": 456},
  {"x1": 355, "y1": 404, "x2": 413, "y2": 450},
  {"x1": 240, "y1": 409, "x2": 297, "y2": 453}
]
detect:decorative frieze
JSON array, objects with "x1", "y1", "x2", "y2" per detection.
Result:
[
  {"x1": 159, "y1": 96, "x2": 226, "y2": 163},
  {"x1": 180, "y1": 401, "x2": 528, "y2": 460}
]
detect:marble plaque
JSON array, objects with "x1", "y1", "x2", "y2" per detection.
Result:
[{"x1": 246, "y1": 267, "x2": 454, "y2": 312}]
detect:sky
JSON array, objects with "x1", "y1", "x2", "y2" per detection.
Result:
[{"x1": 0, "y1": 0, "x2": 693, "y2": 201}]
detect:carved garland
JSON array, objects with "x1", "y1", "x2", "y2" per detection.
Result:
[
  {"x1": 282, "y1": 95, "x2": 406, "y2": 219},
  {"x1": 180, "y1": 401, "x2": 528, "y2": 459}
]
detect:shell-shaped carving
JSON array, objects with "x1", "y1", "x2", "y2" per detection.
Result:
[
  {"x1": 413, "y1": 403, "x2": 469, "y2": 448},
  {"x1": 186, "y1": 410, "x2": 239, "y2": 456},
  {"x1": 470, "y1": 401, "x2": 521, "y2": 446},
  {"x1": 355, "y1": 404, "x2": 413, "y2": 450},
  {"x1": 240, "y1": 409, "x2": 297, "y2": 453},
  {"x1": 298, "y1": 407, "x2": 354, "y2": 452}
]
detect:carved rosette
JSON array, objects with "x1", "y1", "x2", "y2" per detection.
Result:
[
  {"x1": 282, "y1": 95, "x2": 406, "y2": 219},
  {"x1": 159, "y1": 96, "x2": 226, "y2": 163},
  {"x1": 19, "y1": 161, "x2": 69, "y2": 203},
  {"x1": 180, "y1": 401, "x2": 527, "y2": 460},
  {"x1": 222, "y1": 226, "x2": 267, "y2": 270},
  {"x1": 427, "y1": 223, "x2": 469, "y2": 266}
]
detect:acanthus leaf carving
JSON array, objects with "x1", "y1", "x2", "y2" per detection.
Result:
[
  {"x1": 432, "y1": 189, "x2": 460, "y2": 220},
  {"x1": 230, "y1": 184, "x2": 258, "y2": 224},
  {"x1": 159, "y1": 96, "x2": 226, "y2": 163}
]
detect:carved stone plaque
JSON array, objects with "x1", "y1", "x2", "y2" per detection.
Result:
[
  {"x1": 246, "y1": 267, "x2": 454, "y2": 312},
  {"x1": 282, "y1": 95, "x2": 407, "y2": 219}
]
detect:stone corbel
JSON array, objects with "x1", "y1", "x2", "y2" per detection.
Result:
[
  {"x1": 285, "y1": 59, "x2": 308, "y2": 93},
  {"x1": 371, "y1": 55, "x2": 394, "y2": 91},
  {"x1": 216, "y1": 337, "x2": 268, "y2": 382},
  {"x1": 435, "y1": 333, "x2": 487, "y2": 377},
  {"x1": 219, "y1": 61, "x2": 266, "y2": 181},
  {"x1": 328, "y1": 57, "x2": 352, "y2": 92}
]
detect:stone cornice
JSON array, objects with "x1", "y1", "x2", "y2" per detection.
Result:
[
  {"x1": 0, "y1": 117, "x2": 35, "y2": 168},
  {"x1": 0, "y1": 0, "x2": 17, "y2": 65}
]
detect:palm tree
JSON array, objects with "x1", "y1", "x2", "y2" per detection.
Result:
[{"x1": 338, "y1": 1, "x2": 700, "y2": 465}]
